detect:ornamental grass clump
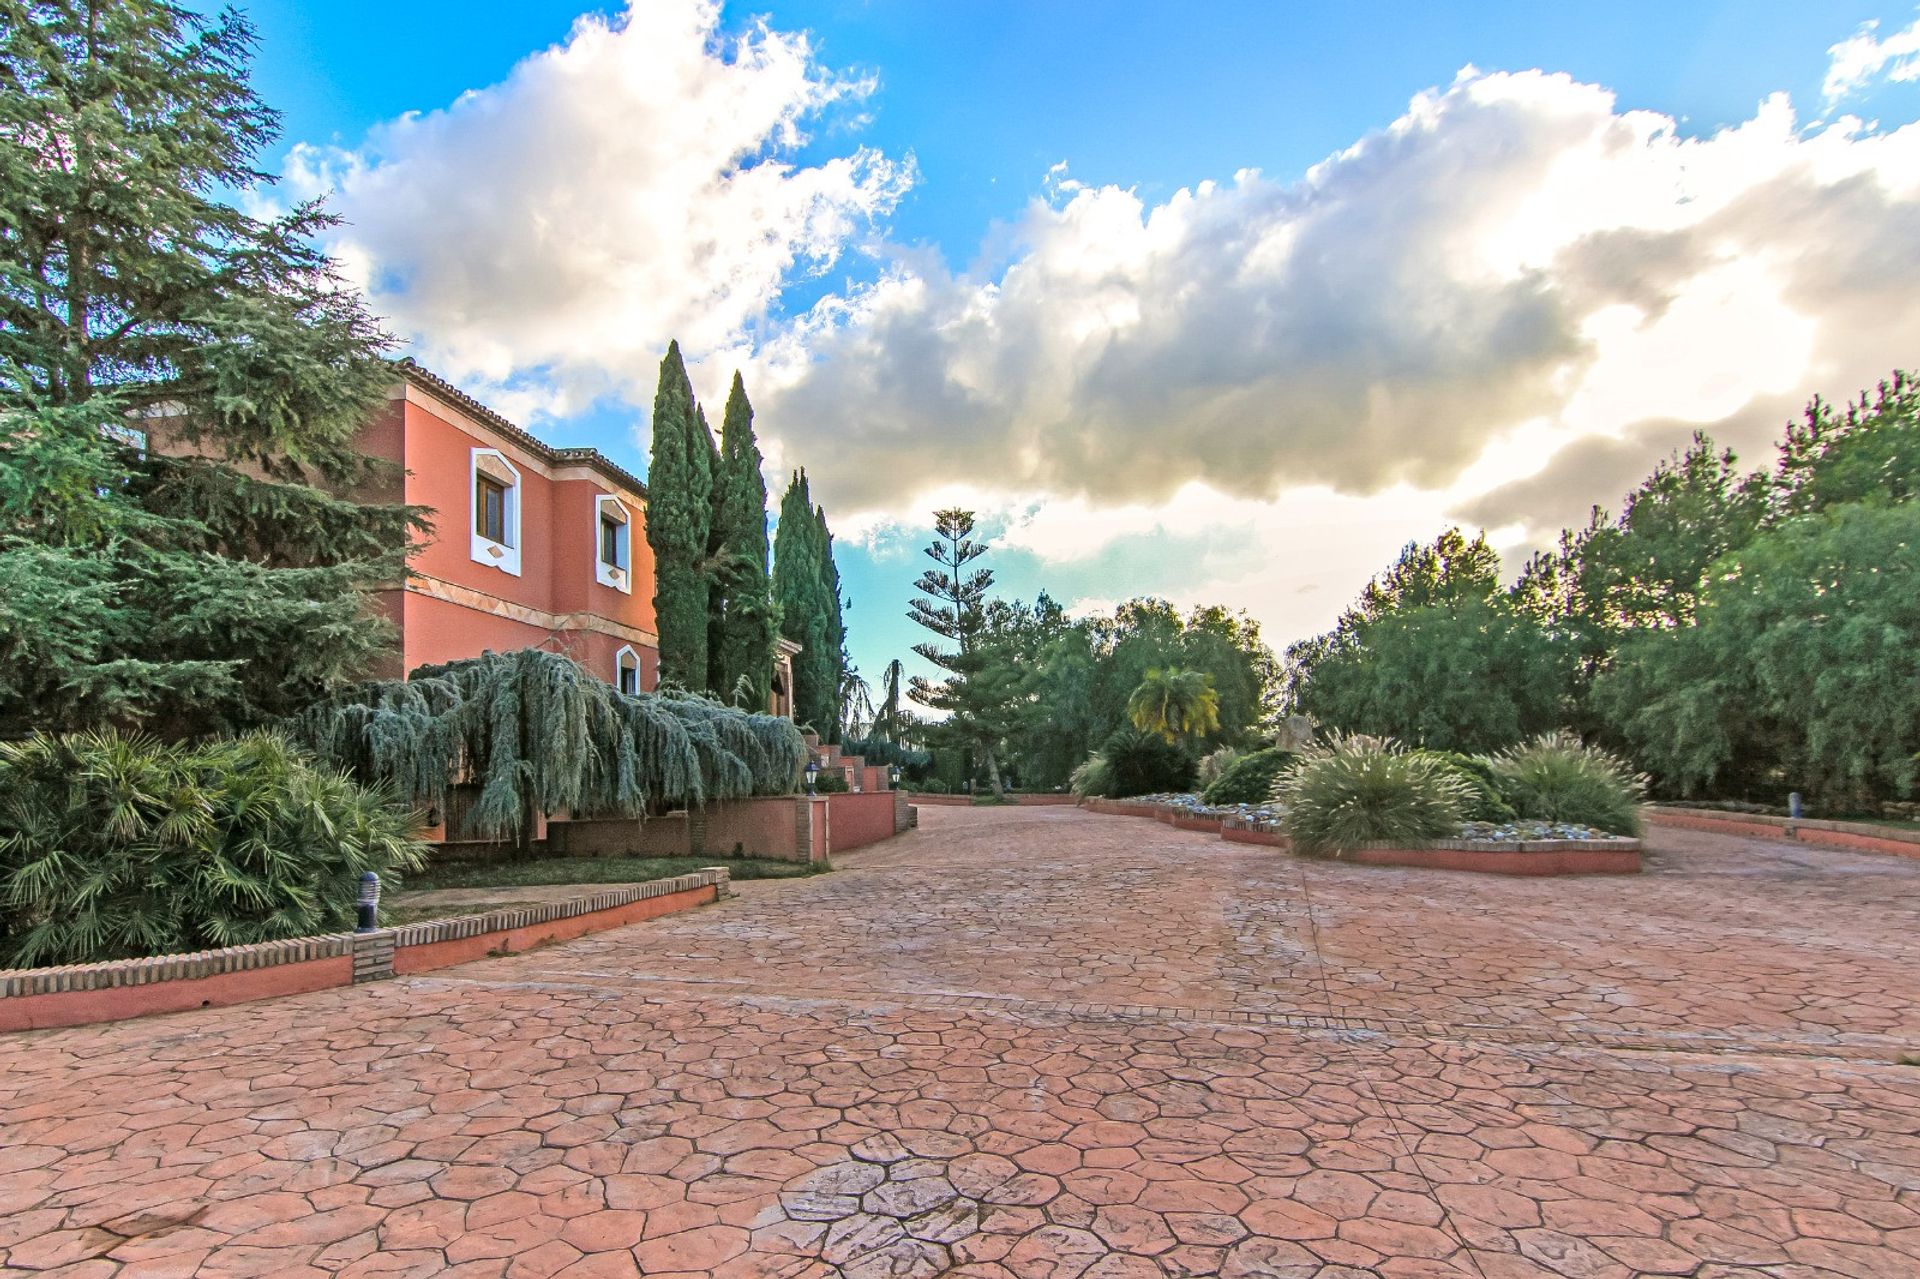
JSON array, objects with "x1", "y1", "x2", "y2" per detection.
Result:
[
  {"x1": 1273, "y1": 733, "x2": 1474, "y2": 855},
  {"x1": 0, "y1": 730, "x2": 426, "y2": 968},
  {"x1": 1490, "y1": 731, "x2": 1648, "y2": 836}
]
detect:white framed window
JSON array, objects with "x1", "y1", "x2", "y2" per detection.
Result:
[
  {"x1": 594, "y1": 494, "x2": 632, "y2": 593},
  {"x1": 469, "y1": 448, "x2": 522, "y2": 576},
  {"x1": 614, "y1": 645, "x2": 641, "y2": 696}
]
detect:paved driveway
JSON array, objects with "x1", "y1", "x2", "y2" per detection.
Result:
[{"x1": 2, "y1": 806, "x2": 1918, "y2": 1277}]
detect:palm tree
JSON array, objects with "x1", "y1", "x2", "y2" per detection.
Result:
[{"x1": 1127, "y1": 668, "x2": 1222, "y2": 745}]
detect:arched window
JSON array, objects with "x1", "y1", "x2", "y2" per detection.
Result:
[
  {"x1": 614, "y1": 645, "x2": 641, "y2": 696},
  {"x1": 470, "y1": 448, "x2": 522, "y2": 576}
]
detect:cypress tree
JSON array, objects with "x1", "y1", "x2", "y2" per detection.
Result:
[
  {"x1": 773, "y1": 471, "x2": 829, "y2": 733},
  {"x1": 814, "y1": 502, "x2": 849, "y2": 742},
  {"x1": 708, "y1": 373, "x2": 778, "y2": 706},
  {"x1": 0, "y1": 1, "x2": 424, "y2": 738},
  {"x1": 645, "y1": 342, "x2": 712, "y2": 689}
]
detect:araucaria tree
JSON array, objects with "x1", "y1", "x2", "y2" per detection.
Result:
[
  {"x1": 771, "y1": 470, "x2": 848, "y2": 737},
  {"x1": 707, "y1": 373, "x2": 777, "y2": 705},
  {"x1": 0, "y1": 0, "x2": 424, "y2": 737},
  {"x1": 645, "y1": 341, "x2": 713, "y2": 689},
  {"x1": 907, "y1": 508, "x2": 1023, "y2": 798}
]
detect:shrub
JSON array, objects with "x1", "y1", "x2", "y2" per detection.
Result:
[
  {"x1": 0, "y1": 730, "x2": 426, "y2": 967},
  {"x1": 1197, "y1": 746, "x2": 1243, "y2": 790},
  {"x1": 1490, "y1": 731, "x2": 1647, "y2": 835},
  {"x1": 1202, "y1": 747, "x2": 1295, "y2": 806},
  {"x1": 1069, "y1": 751, "x2": 1116, "y2": 798},
  {"x1": 1098, "y1": 729, "x2": 1198, "y2": 797},
  {"x1": 812, "y1": 768, "x2": 850, "y2": 793},
  {"x1": 1419, "y1": 751, "x2": 1516, "y2": 823},
  {"x1": 1274, "y1": 734, "x2": 1474, "y2": 855},
  {"x1": 1071, "y1": 729, "x2": 1196, "y2": 798}
]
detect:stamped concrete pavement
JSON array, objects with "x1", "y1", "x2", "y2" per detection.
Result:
[{"x1": 2, "y1": 805, "x2": 1917, "y2": 1277}]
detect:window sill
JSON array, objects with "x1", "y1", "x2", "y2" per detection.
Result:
[{"x1": 470, "y1": 534, "x2": 522, "y2": 576}]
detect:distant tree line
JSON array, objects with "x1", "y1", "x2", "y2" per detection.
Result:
[
  {"x1": 891, "y1": 510, "x2": 1281, "y2": 794},
  {"x1": 1284, "y1": 372, "x2": 1920, "y2": 812}
]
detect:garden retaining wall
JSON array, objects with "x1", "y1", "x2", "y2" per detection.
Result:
[
  {"x1": 1646, "y1": 806, "x2": 1920, "y2": 860},
  {"x1": 1087, "y1": 799, "x2": 1641, "y2": 874},
  {"x1": 0, "y1": 870, "x2": 729, "y2": 1034}
]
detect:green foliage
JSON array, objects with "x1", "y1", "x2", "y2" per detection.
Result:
[
  {"x1": 708, "y1": 372, "x2": 778, "y2": 705},
  {"x1": 0, "y1": 730, "x2": 425, "y2": 967},
  {"x1": 1068, "y1": 751, "x2": 1115, "y2": 799},
  {"x1": 647, "y1": 343, "x2": 714, "y2": 689},
  {"x1": 1772, "y1": 372, "x2": 1920, "y2": 518},
  {"x1": 1275, "y1": 734, "x2": 1473, "y2": 855},
  {"x1": 991, "y1": 595, "x2": 1277, "y2": 790},
  {"x1": 1595, "y1": 503, "x2": 1920, "y2": 808},
  {"x1": 812, "y1": 768, "x2": 849, "y2": 794},
  {"x1": 1196, "y1": 746, "x2": 1243, "y2": 790},
  {"x1": 0, "y1": 2, "x2": 423, "y2": 737},
  {"x1": 288, "y1": 649, "x2": 806, "y2": 842},
  {"x1": 907, "y1": 509, "x2": 1025, "y2": 797},
  {"x1": 1201, "y1": 747, "x2": 1295, "y2": 806},
  {"x1": 1418, "y1": 751, "x2": 1516, "y2": 823},
  {"x1": 1127, "y1": 668, "x2": 1223, "y2": 744},
  {"x1": 773, "y1": 471, "x2": 848, "y2": 739},
  {"x1": 405, "y1": 855, "x2": 827, "y2": 893},
  {"x1": 1286, "y1": 532, "x2": 1573, "y2": 752},
  {"x1": 841, "y1": 736, "x2": 933, "y2": 776},
  {"x1": 1085, "y1": 728, "x2": 1197, "y2": 799},
  {"x1": 1286, "y1": 369, "x2": 1920, "y2": 808},
  {"x1": 1489, "y1": 731, "x2": 1646, "y2": 835}
]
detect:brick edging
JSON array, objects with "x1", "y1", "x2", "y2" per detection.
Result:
[
  {"x1": 0, "y1": 868, "x2": 730, "y2": 1032},
  {"x1": 1648, "y1": 806, "x2": 1920, "y2": 860}
]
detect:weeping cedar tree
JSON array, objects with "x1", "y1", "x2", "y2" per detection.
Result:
[
  {"x1": 707, "y1": 373, "x2": 778, "y2": 706},
  {"x1": 907, "y1": 509, "x2": 1025, "y2": 799},
  {"x1": 646, "y1": 342, "x2": 713, "y2": 690},
  {"x1": 0, "y1": 1, "x2": 426, "y2": 738},
  {"x1": 772, "y1": 470, "x2": 848, "y2": 739},
  {"x1": 287, "y1": 649, "x2": 807, "y2": 849}
]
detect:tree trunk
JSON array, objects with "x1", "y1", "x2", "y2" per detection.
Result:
[{"x1": 984, "y1": 747, "x2": 1007, "y2": 801}]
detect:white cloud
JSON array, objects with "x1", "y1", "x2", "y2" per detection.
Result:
[
  {"x1": 285, "y1": 24, "x2": 1920, "y2": 649},
  {"x1": 748, "y1": 69, "x2": 1920, "y2": 559},
  {"x1": 1825, "y1": 11, "x2": 1920, "y2": 102},
  {"x1": 287, "y1": 0, "x2": 909, "y2": 405}
]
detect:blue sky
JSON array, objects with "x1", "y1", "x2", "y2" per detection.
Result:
[{"x1": 228, "y1": 1, "x2": 1920, "y2": 695}]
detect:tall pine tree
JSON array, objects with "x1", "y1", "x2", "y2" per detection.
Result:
[
  {"x1": 645, "y1": 341, "x2": 712, "y2": 689},
  {"x1": 907, "y1": 509, "x2": 1022, "y2": 798},
  {"x1": 0, "y1": 0, "x2": 424, "y2": 738},
  {"x1": 707, "y1": 373, "x2": 777, "y2": 706}
]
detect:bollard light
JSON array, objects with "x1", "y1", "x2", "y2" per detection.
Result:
[
  {"x1": 1788, "y1": 791, "x2": 1803, "y2": 821},
  {"x1": 805, "y1": 760, "x2": 820, "y2": 797},
  {"x1": 356, "y1": 871, "x2": 381, "y2": 933}
]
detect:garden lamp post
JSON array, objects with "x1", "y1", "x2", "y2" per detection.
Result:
[
  {"x1": 805, "y1": 760, "x2": 820, "y2": 797},
  {"x1": 356, "y1": 872, "x2": 381, "y2": 933}
]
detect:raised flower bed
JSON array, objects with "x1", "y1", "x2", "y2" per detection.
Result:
[{"x1": 1086, "y1": 795, "x2": 1641, "y2": 874}]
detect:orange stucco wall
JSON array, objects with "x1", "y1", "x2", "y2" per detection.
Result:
[{"x1": 357, "y1": 387, "x2": 662, "y2": 688}]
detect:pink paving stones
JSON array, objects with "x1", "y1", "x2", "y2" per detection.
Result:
[{"x1": 4, "y1": 808, "x2": 1920, "y2": 1276}]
